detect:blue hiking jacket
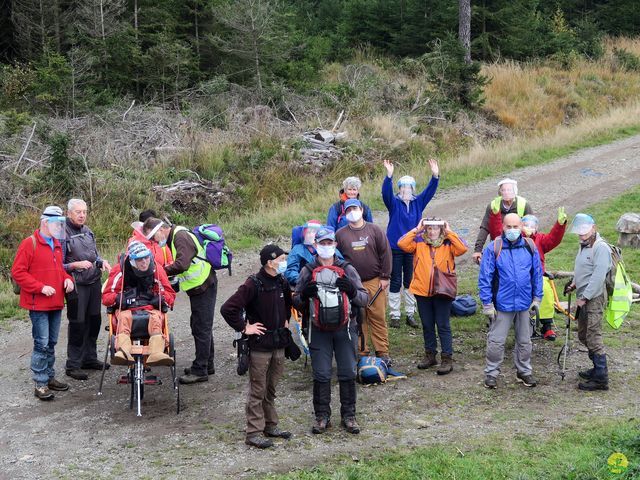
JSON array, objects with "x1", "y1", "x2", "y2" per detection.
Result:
[
  {"x1": 478, "y1": 235, "x2": 543, "y2": 312},
  {"x1": 382, "y1": 175, "x2": 439, "y2": 250},
  {"x1": 284, "y1": 243, "x2": 343, "y2": 286}
]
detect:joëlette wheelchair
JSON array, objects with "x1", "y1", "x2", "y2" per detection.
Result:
[{"x1": 97, "y1": 307, "x2": 180, "y2": 416}]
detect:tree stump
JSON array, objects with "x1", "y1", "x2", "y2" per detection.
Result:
[{"x1": 616, "y1": 213, "x2": 640, "y2": 248}]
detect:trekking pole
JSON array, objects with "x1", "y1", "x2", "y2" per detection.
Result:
[
  {"x1": 368, "y1": 286, "x2": 383, "y2": 308},
  {"x1": 97, "y1": 334, "x2": 110, "y2": 395},
  {"x1": 558, "y1": 292, "x2": 572, "y2": 380}
]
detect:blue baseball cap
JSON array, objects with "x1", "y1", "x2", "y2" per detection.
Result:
[
  {"x1": 315, "y1": 226, "x2": 336, "y2": 242},
  {"x1": 344, "y1": 198, "x2": 362, "y2": 211}
]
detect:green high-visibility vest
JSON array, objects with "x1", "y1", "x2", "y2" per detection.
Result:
[
  {"x1": 490, "y1": 195, "x2": 527, "y2": 217},
  {"x1": 170, "y1": 226, "x2": 212, "y2": 291},
  {"x1": 605, "y1": 262, "x2": 632, "y2": 330}
]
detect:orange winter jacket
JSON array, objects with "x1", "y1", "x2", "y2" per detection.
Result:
[{"x1": 397, "y1": 229, "x2": 468, "y2": 297}]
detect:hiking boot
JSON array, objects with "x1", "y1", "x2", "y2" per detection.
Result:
[
  {"x1": 516, "y1": 372, "x2": 537, "y2": 387},
  {"x1": 417, "y1": 350, "x2": 437, "y2": 370},
  {"x1": 389, "y1": 316, "x2": 400, "y2": 328},
  {"x1": 81, "y1": 360, "x2": 110, "y2": 370},
  {"x1": 184, "y1": 366, "x2": 215, "y2": 376},
  {"x1": 579, "y1": 353, "x2": 608, "y2": 391},
  {"x1": 34, "y1": 386, "x2": 54, "y2": 400},
  {"x1": 146, "y1": 335, "x2": 174, "y2": 367},
  {"x1": 405, "y1": 314, "x2": 419, "y2": 329},
  {"x1": 245, "y1": 435, "x2": 273, "y2": 449},
  {"x1": 112, "y1": 334, "x2": 134, "y2": 366},
  {"x1": 65, "y1": 369, "x2": 88, "y2": 380},
  {"x1": 47, "y1": 378, "x2": 69, "y2": 391},
  {"x1": 311, "y1": 417, "x2": 331, "y2": 434},
  {"x1": 264, "y1": 426, "x2": 292, "y2": 439},
  {"x1": 437, "y1": 354, "x2": 453, "y2": 375},
  {"x1": 341, "y1": 416, "x2": 360, "y2": 434},
  {"x1": 484, "y1": 375, "x2": 497, "y2": 389},
  {"x1": 178, "y1": 373, "x2": 208, "y2": 385},
  {"x1": 542, "y1": 329, "x2": 557, "y2": 341}
]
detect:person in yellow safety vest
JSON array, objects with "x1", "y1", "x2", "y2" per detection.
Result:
[
  {"x1": 151, "y1": 220, "x2": 218, "y2": 385},
  {"x1": 473, "y1": 179, "x2": 533, "y2": 264},
  {"x1": 521, "y1": 210, "x2": 568, "y2": 340}
]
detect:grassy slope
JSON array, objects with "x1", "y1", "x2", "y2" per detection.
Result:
[{"x1": 271, "y1": 187, "x2": 640, "y2": 480}]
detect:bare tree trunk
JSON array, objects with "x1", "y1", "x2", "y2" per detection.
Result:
[
  {"x1": 133, "y1": 0, "x2": 138, "y2": 40},
  {"x1": 53, "y1": 0, "x2": 61, "y2": 52},
  {"x1": 38, "y1": 0, "x2": 45, "y2": 52},
  {"x1": 194, "y1": 1, "x2": 200, "y2": 58},
  {"x1": 459, "y1": 0, "x2": 471, "y2": 64},
  {"x1": 249, "y1": 10, "x2": 262, "y2": 96},
  {"x1": 99, "y1": 0, "x2": 106, "y2": 42}
]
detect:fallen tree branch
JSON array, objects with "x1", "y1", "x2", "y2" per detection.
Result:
[
  {"x1": 122, "y1": 99, "x2": 136, "y2": 121},
  {"x1": 14, "y1": 122, "x2": 37, "y2": 174}
]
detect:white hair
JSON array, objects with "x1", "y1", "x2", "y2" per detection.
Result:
[
  {"x1": 342, "y1": 176, "x2": 362, "y2": 190},
  {"x1": 67, "y1": 198, "x2": 87, "y2": 211}
]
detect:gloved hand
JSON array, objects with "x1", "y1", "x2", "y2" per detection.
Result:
[
  {"x1": 563, "y1": 280, "x2": 576, "y2": 296},
  {"x1": 530, "y1": 299, "x2": 541, "y2": 315},
  {"x1": 336, "y1": 276, "x2": 357, "y2": 299},
  {"x1": 161, "y1": 301, "x2": 169, "y2": 313},
  {"x1": 114, "y1": 294, "x2": 122, "y2": 306},
  {"x1": 482, "y1": 303, "x2": 496, "y2": 322},
  {"x1": 557, "y1": 206, "x2": 567, "y2": 225},
  {"x1": 302, "y1": 281, "x2": 318, "y2": 299}
]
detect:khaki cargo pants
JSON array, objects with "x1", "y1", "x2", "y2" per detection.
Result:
[
  {"x1": 577, "y1": 293, "x2": 606, "y2": 356},
  {"x1": 245, "y1": 348, "x2": 285, "y2": 439}
]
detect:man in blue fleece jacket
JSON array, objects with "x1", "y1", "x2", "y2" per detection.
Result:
[{"x1": 382, "y1": 158, "x2": 439, "y2": 328}]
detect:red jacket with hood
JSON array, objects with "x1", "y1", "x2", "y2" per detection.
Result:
[
  {"x1": 528, "y1": 221, "x2": 566, "y2": 273},
  {"x1": 127, "y1": 228, "x2": 173, "y2": 267},
  {"x1": 11, "y1": 230, "x2": 74, "y2": 311}
]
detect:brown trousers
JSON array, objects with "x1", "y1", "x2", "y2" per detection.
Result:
[
  {"x1": 360, "y1": 278, "x2": 389, "y2": 357},
  {"x1": 246, "y1": 348, "x2": 285, "y2": 438},
  {"x1": 115, "y1": 309, "x2": 165, "y2": 346},
  {"x1": 577, "y1": 293, "x2": 606, "y2": 356}
]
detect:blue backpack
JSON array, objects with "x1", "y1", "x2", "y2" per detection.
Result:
[
  {"x1": 291, "y1": 225, "x2": 304, "y2": 248},
  {"x1": 451, "y1": 294, "x2": 477, "y2": 316},
  {"x1": 357, "y1": 356, "x2": 388, "y2": 384}
]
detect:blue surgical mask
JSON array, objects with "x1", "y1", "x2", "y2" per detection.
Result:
[
  {"x1": 277, "y1": 261, "x2": 287, "y2": 274},
  {"x1": 505, "y1": 228, "x2": 521, "y2": 242},
  {"x1": 158, "y1": 239, "x2": 167, "y2": 248}
]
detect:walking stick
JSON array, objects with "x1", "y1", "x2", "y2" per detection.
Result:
[
  {"x1": 558, "y1": 292, "x2": 572, "y2": 381},
  {"x1": 368, "y1": 286, "x2": 383, "y2": 308}
]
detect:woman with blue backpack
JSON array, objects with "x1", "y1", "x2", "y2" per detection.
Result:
[
  {"x1": 326, "y1": 177, "x2": 373, "y2": 231},
  {"x1": 397, "y1": 217, "x2": 467, "y2": 374}
]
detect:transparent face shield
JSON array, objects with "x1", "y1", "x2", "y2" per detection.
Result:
[
  {"x1": 500, "y1": 184, "x2": 516, "y2": 202},
  {"x1": 46, "y1": 217, "x2": 66, "y2": 240},
  {"x1": 521, "y1": 216, "x2": 539, "y2": 237},
  {"x1": 569, "y1": 214, "x2": 595, "y2": 235}
]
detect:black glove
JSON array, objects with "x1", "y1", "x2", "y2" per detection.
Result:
[
  {"x1": 336, "y1": 276, "x2": 357, "y2": 299},
  {"x1": 302, "y1": 281, "x2": 318, "y2": 299},
  {"x1": 114, "y1": 294, "x2": 122, "y2": 306},
  {"x1": 161, "y1": 301, "x2": 169, "y2": 313},
  {"x1": 563, "y1": 279, "x2": 575, "y2": 296}
]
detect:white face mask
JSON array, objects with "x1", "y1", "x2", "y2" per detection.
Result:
[
  {"x1": 316, "y1": 245, "x2": 336, "y2": 259},
  {"x1": 346, "y1": 210, "x2": 362, "y2": 223}
]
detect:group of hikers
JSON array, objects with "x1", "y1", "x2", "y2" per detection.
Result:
[{"x1": 11, "y1": 159, "x2": 617, "y2": 449}]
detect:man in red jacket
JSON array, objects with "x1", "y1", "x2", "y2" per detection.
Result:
[
  {"x1": 11, "y1": 206, "x2": 75, "y2": 401},
  {"x1": 521, "y1": 208, "x2": 568, "y2": 340}
]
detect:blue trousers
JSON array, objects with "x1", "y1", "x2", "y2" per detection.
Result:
[{"x1": 30, "y1": 310, "x2": 62, "y2": 386}]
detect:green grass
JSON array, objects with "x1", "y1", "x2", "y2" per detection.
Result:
[{"x1": 271, "y1": 418, "x2": 640, "y2": 479}]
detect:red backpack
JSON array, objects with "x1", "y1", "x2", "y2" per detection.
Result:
[{"x1": 306, "y1": 263, "x2": 351, "y2": 332}]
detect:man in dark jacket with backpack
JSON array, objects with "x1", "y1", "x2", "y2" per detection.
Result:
[
  {"x1": 294, "y1": 226, "x2": 368, "y2": 435},
  {"x1": 478, "y1": 213, "x2": 543, "y2": 389},
  {"x1": 221, "y1": 244, "x2": 293, "y2": 449}
]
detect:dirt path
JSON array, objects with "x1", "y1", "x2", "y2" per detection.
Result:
[{"x1": 2, "y1": 136, "x2": 640, "y2": 479}]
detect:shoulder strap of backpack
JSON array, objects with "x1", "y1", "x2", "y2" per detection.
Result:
[
  {"x1": 523, "y1": 236, "x2": 536, "y2": 256},
  {"x1": 493, "y1": 237, "x2": 503, "y2": 260}
]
